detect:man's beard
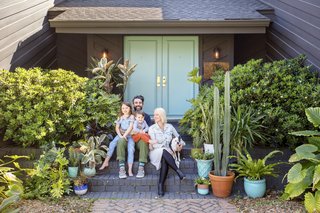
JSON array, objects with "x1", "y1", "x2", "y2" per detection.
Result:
[{"x1": 134, "y1": 106, "x2": 142, "y2": 111}]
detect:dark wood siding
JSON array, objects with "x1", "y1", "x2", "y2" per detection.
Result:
[
  {"x1": 0, "y1": 0, "x2": 64, "y2": 71},
  {"x1": 260, "y1": 0, "x2": 320, "y2": 71},
  {"x1": 234, "y1": 34, "x2": 266, "y2": 65},
  {"x1": 56, "y1": 34, "x2": 87, "y2": 76}
]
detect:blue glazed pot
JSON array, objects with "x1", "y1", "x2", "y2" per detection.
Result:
[
  {"x1": 74, "y1": 184, "x2": 88, "y2": 195},
  {"x1": 196, "y1": 159, "x2": 213, "y2": 178},
  {"x1": 244, "y1": 177, "x2": 266, "y2": 198}
]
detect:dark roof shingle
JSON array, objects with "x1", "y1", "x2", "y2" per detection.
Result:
[{"x1": 51, "y1": 0, "x2": 272, "y2": 21}]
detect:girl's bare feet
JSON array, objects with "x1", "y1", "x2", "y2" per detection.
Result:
[
  {"x1": 99, "y1": 156, "x2": 110, "y2": 170},
  {"x1": 128, "y1": 171, "x2": 133, "y2": 176},
  {"x1": 99, "y1": 161, "x2": 109, "y2": 170}
]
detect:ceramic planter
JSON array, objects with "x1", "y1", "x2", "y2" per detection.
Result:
[
  {"x1": 74, "y1": 184, "x2": 88, "y2": 195},
  {"x1": 83, "y1": 167, "x2": 96, "y2": 177},
  {"x1": 196, "y1": 159, "x2": 213, "y2": 178},
  {"x1": 209, "y1": 171, "x2": 235, "y2": 198},
  {"x1": 197, "y1": 184, "x2": 209, "y2": 195},
  {"x1": 68, "y1": 166, "x2": 79, "y2": 178},
  {"x1": 244, "y1": 177, "x2": 266, "y2": 198}
]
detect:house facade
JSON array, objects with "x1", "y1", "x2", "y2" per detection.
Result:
[
  {"x1": 48, "y1": 0, "x2": 271, "y2": 118},
  {"x1": 0, "y1": 0, "x2": 319, "y2": 118}
]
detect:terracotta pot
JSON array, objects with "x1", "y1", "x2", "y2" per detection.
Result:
[{"x1": 209, "y1": 171, "x2": 235, "y2": 198}]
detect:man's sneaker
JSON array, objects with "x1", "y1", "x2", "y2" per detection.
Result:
[
  {"x1": 136, "y1": 166, "x2": 145, "y2": 178},
  {"x1": 119, "y1": 167, "x2": 127, "y2": 179}
]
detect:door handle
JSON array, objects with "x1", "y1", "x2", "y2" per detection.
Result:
[
  {"x1": 157, "y1": 76, "x2": 160, "y2": 87},
  {"x1": 163, "y1": 76, "x2": 166, "y2": 87}
]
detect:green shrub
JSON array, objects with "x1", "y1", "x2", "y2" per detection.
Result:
[
  {"x1": 212, "y1": 56, "x2": 320, "y2": 147},
  {"x1": 0, "y1": 68, "x2": 88, "y2": 147},
  {"x1": 24, "y1": 144, "x2": 71, "y2": 199},
  {"x1": 0, "y1": 67, "x2": 121, "y2": 147},
  {"x1": 83, "y1": 79, "x2": 120, "y2": 135}
]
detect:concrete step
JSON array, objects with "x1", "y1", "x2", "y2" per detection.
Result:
[
  {"x1": 97, "y1": 157, "x2": 198, "y2": 175},
  {"x1": 88, "y1": 173, "x2": 198, "y2": 193}
]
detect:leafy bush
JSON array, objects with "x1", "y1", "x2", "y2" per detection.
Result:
[
  {"x1": 282, "y1": 107, "x2": 320, "y2": 212},
  {"x1": 24, "y1": 144, "x2": 71, "y2": 199},
  {"x1": 83, "y1": 79, "x2": 120, "y2": 136},
  {"x1": 180, "y1": 84, "x2": 215, "y2": 148},
  {"x1": 0, "y1": 68, "x2": 87, "y2": 147},
  {"x1": 0, "y1": 67, "x2": 121, "y2": 147},
  {"x1": 212, "y1": 56, "x2": 320, "y2": 147},
  {"x1": 0, "y1": 155, "x2": 28, "y2": 212}
]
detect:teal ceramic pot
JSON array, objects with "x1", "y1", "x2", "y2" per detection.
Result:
[
  {"x1": 68, "y1": 167, "x2": 79, "y2": 178},
  {"x1": 196, "y1": 159, "x2": 213, "y2": 178},
  {"x1": 74, "y1": 184, "x2": 88, "y2": 195},
  {"x1": 197, "y1": 184, "x2": 209, "y2": 195},
  {"x1": 244, "y1": 177, "x2": 266, "y2": 198},
  {"x1": 83, "y1": 167, "x2": 96, "y2": 177}
]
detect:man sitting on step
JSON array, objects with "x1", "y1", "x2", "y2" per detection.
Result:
[{"x1": 118, "y1": 95, "x2": 151, "y2": 178}]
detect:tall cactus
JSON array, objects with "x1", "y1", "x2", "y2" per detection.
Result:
[{"x1": 213, "y1": 71, "x2": 231, "y2": 176}]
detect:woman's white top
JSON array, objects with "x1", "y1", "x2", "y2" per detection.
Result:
[{"x1": 148, "y1": 123, "x2": 179, "y2": 170}]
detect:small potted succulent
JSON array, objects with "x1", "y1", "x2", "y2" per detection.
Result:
[
  {"x1": 73, "y1": 173, "x2": 88, "y2": 196},
  {"x1": 194, "y1": 177, "x2": 211, "y2": 195}
]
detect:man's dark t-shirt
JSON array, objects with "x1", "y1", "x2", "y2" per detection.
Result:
[{"x1": 144, "y1": 113, "x2": 152, "y2": 127}]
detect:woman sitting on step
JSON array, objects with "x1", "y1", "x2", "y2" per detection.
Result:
[{"x1": 148, "y1": 107, "x2": 186, "y2": 197}]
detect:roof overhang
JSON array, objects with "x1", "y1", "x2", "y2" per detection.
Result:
[{"x1": 49, "y1": 20, "x2": 270, "y2": 34}]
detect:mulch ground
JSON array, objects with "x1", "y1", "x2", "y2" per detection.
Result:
[
  {"x1": 230, "y1": 191, "x2": 307, "y2": 213},
  {"x1": 14, "y1": 196, "x2": 94, "y2": 213},
  {"x1": 12, "y1": 191, "x2": 307, "y2": 213}
]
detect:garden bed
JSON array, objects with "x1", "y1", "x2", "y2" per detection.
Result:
[
  {"x1": 230, "y1": 191, "x2": 306, "y2": 213},
  {"x1": 14, "y1": 196, "x2": 94, "y2": 213}
]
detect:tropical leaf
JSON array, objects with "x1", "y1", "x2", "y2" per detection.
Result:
[
  {"x1": 305, "y1": 192, "x2": 320, "y2": 213},
  {"x1": 290, "y1": 130, "x2": 320, "y2": 136},
  {"x1": 287, "y1": 163, "x2": 305, "y2": 183},
  {"x1": 0, "y1": 195, "x2": 19, "y2": 213},
  {"x1": 313, "y1": 165, "x2": 320, "y2": 190},
  {"x1": 306, "y1": 107, "x2": 320, "y2": 128}
]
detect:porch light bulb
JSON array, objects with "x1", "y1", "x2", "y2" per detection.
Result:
[{"x1": 213, "y1": 48, "x2": 220, "y2": 59}]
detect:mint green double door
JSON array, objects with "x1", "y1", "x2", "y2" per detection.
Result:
[{"x1": 124, "y1": 36, "x2": 199, "y2": 119}]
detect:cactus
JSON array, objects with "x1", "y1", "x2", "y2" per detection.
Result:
[{"x1": 213, "y1": 71, "x2": 231, "y2": 176}]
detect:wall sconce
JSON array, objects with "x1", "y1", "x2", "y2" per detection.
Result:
[
  {"x1": 102, "y1": 48, "x2": 109, "y2": 59},
  {"x1": 212, "y1": 47, "x2": 221, "y2": 60}
]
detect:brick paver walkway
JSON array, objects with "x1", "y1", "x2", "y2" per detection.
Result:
[{"x1": 89, "y1": 193, "x2": 238, "y2": 213}]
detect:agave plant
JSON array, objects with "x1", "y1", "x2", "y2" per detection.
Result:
[
  {"x1": 282, "y1": 107, "x2": 320, "y2": 213},
  {"x1": 117, "y1": 59, "x2": 137, "y2": 93},
  {"x1": 230, "y1": 148, "x2": 283, "y2": 181}
]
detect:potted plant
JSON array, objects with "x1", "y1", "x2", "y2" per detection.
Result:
[
  {"x1": 73, "y1": 173, "x2": 88, "y2": 196},
  {"x1": 194, "y1": 177, "x2": 211, "y2": 195},
  {"x1": 68, "y1": 146, "x2": 81, "y2": 178},
  {"x1": 193, "y1": 152, "x2": 214, "y2": 178},
  {"x1": 80, "y1": 134, "x2": 108, "y2": 176},
  {"x1": 230, "y1": 148, "x2": 283, "y2": 198},
  {"x1": 208, "y1": 71, "x2": 235, "y2": 198},
  {"x1": 282, "y1": 107, "x2": 320, "y2": 212}
]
